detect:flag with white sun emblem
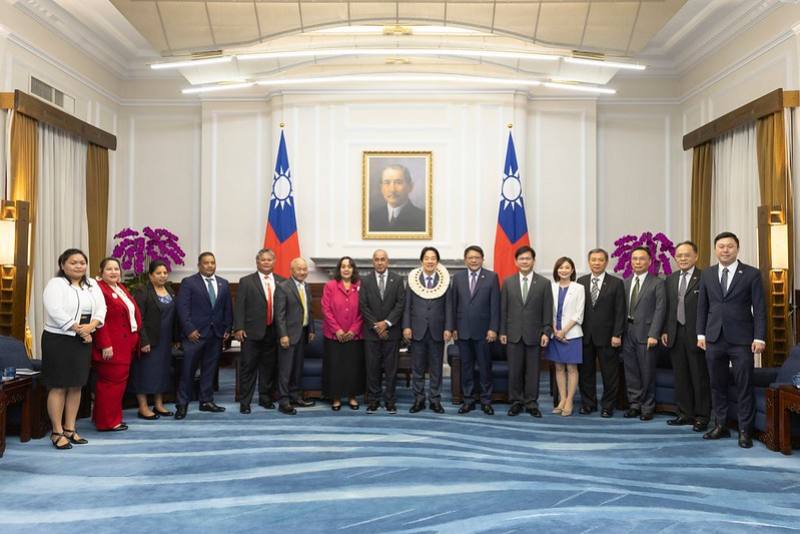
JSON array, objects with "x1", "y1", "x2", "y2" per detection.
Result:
[
  {"x1": 264, "y1": 129, "x2": 301, "y2": 278},
  {"x1": 493, "y1": 131, "x2": 530, "y2": 284}
]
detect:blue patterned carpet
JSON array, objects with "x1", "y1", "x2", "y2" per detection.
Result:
[{"x1": 2, "y1": 369, "x2": 800, "y2": 533}]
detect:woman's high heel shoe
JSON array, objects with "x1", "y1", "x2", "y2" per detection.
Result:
[
  {"x1": 552, "y1": 407, "x2": 564, "y2": 414},
  {"x1": 63, "y1": 429, "x2": 88, "y2": 445},
  {"x1": 50, "y1": 432, "x2": 72, "y2": 450},
  {"x1": 331, "y1": 403, "x2": 342, "y2": 411}
]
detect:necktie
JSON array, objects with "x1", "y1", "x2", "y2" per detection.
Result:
[
  {"x1": 721, "y1": 267, "x2": 729, "y2": 297},
  {"x1": 206, "y1": 278, "x2": 216, "y2": 307},
  {"x1": 265, "y1": 279, "x2": 273, "y2": 326},
  {"x1": 298, "y1": 283, "x2": 308, "y2": 326},
  {"x1": 677, "y1": 271, "x2": 687, "y2": 325},
  {"x1": 591, "y1": 277, "x2": 600, "y2": 306},
  {"x1": 378, "y1": 273, "x2": 385, "y2": 299},
  {"x1": 522, "y1": 276, "x2": 529, "y2": 303},
  {"x1": 426, "y1": 276, "x2": 433, "y2": 289},
  {"x1": 469, "y1": 272, "x2": 477, "y2": 296},
  {"x1": 629, "y1": 276, "x2": 640, "y2": 316}
]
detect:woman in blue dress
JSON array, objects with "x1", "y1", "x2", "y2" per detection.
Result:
[
  {"x1": 131, "y1": 261, "x2": 177, "y2": 419},
  {"x1": 545, "y1": 257, "x2": 585, "y2": 416}
]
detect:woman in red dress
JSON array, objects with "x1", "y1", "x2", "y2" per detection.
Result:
[{"x1": 93, "y1": 257, "x2": 142, "y2": 431}]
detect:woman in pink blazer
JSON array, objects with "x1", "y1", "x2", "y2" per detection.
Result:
[{"x1": 321, "y1": 256, "x2": 365, "y2": 410}]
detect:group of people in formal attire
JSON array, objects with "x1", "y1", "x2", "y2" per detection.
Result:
[{"x1": 38, "y1": 229, "x2": 765, "y2": 450}]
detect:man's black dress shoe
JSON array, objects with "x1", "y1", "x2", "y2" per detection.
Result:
[
  {"x1": 527, "y1": 407, "x2": 542, "y2": 418},
  {"x1": 601, "y1": 410, "x2": 613, "y2": 418},
  {"x1": 623, "y1": 408, "x2": 641, "y2": 418},
  {"x1": 258, "y1": 401, "x2": 275, "y2": 410},
  {"x1": 667, "y1": 416, "x2": 692, "y2": 426},
  {"x1": 703, "y1": 425, "x2": 731, "y2": 440},
  {"x1": 458, "y1": 403, "x2": 474, "y2": 414},
  {"x1": 431, "y1": 402, "x2": 445, "y2": 414},
  {"x1": 507, "y1": 404, "x2": 523, "y2": 416},
  {"x1": 409, "y1": 401, "x2": 425, "y2": 413},
  {"x1": 386, "y1": 403, "x2": 397, "y2": 414},
  {"x1": 138, "y1": 412, "x2": 160, "y2": 420},
  {"x1": 199, "y1": 402, "x2": 226, "y2": 413},
  {"x1": 739, "y1": 431, "x2": 753, "y2": 448},
  {"x1": 639, "y1": 413, "x2": 654, "y2": 421},
  {"x1": 366, "y1": 403, "x2": 379, "y2": 414},
  {"x1": 579, "y1": 407, "x2": 594, "y2": 415},
  {"x1": 174, "y1": 405, "x2": 187, "y2": 420},
  {"x1": 482, "y1": 404, "x2": 494, "y2": 415},
  {"x1": 279, "y1": 404, "x2": 297, "y2": 415},
  {"x1": 239, "y1": 405, "x2": 251, "y2": 414},
  {"x1": 693, "y1": 421, "x2": 709, "y2": 432},
  {"x1": 293, "y1": 399, "x2": 315, "y2": 408}
]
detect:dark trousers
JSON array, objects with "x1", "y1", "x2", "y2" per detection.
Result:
[
  {"x1": 506, "y1": 341, "x2": 540, "y2": 408},
  {"x1": 177, "y1": 335, "x2": 222, "y2": 406},
  {"x1": 239, "y1": 328, "x2": 278, "y2": 407},
  {"x1": 365, "y1": 338, "x2": 399, "y2": 404},
  {"x1": 457, "y1": 338, "x2": 493, "y2": 405},
  {"x1": 411, "y1": 331, "x2": 444, "y2": 403},
  {"x1": 706, "y1": 338, "x2": 755, "y2": 432},
  {"x1": 622, "y1": 333, "x2": 657, "y2": 415},
  {"x1": 579, "y1": 342, "x2": 620, "y2": 412},
  {"x1": 669, "y1": 324, "x2": 710, "y2": 423},
  {"x1": 277, "y1": 328, "x2": 308, "y2": 407}
]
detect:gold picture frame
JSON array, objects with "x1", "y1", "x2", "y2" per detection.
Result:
[{"x1": 362, "y1": 151, "x2": 433, "y2": 240}]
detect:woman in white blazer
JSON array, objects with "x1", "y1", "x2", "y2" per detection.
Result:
[
  {"x1": 41, "y1": 248, "x2": 106, "y2": 449},
  {"x1": 545, "y1": 257, "x2": 585, "y2": 416}
]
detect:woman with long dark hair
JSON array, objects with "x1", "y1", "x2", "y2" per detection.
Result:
[
  {"x1": 321, "y1": 256, "x2": 365, "y2": 410},
  {"x1": 41, "y1": 248, "x2": 106, "y2": 449}
]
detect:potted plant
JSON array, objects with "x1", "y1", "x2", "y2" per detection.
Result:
[
  {"x1": 111, "y1": 226, "x2": 186, "y2": 292},
  {"x1": 611, "y1": 231, "x2": 675, "y2": 279}
]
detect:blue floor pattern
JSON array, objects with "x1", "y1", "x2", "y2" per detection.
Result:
[{"x1": 2, "y1": 368, "x2": 800, "y2": 533}]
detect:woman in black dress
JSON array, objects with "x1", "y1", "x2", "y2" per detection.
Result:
[
  {"x1": 131, "y1": 261, "x2": 177, "y2": 419},
  {"x1": 41, "y1": 248, "x2": 106, "y2": 449}
]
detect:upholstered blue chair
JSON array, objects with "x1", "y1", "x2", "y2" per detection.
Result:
[
  {"x1": 447, "y1": 342, "x2": 511, "y2": 404},
  {"x1": 0, "y1": 335, "x2": 46, "y2": 439},
  {"x1": 300, "y1": 320, "x2": 325, "y2": 399},
  {"x1": 725, "y1": 347, "x2": 800, "y2": 451}
]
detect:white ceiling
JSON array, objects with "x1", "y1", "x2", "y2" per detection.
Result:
[{"x1": 6, "y1": 0, "x2": 790, "y2": 92}]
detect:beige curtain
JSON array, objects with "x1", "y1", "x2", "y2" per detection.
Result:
[
  {"x1": 691, "y1": 143, "x2": 713, "y2": 268},
  {"x1": 86, "y1": 143, "x2": 109, "y2": 270},
  {"x1": 9, "y1": 111, "x2": 37, "y2": 351}
]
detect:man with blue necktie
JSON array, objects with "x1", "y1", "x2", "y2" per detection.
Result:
[
  {"x1": 403, "y1": 247, "x2": 452, "y2": 414},
  {"x1": 697, "y1": 231, "x2": 766, "y2": 448},
  {"x1": 447, "y1": 245, "x2": 500, "y2": 415},
  {"x1": 175, "y1": 252, "x2": 233, "y2": 419}
]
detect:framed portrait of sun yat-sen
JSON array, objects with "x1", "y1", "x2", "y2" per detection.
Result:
[{"x1": 362, "y1": 151, "x2": 433, "y2": 240}]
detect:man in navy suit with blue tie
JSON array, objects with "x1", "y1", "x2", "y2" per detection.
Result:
[
  {"x1": 447, "y1": 245, "x2": 500, "y2": 415},
  {"x1": 174, "y1": 252, "x2": 233, "y2": 419},
  {"x1": 697, "y1": 232, "x2": 766, "y2": 448}
]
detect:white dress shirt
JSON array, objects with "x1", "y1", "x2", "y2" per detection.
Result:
[
  {"x1": 628, "y1": 271, "x2": 648, "y2": 303},
  {"x1": 718, "y1": 260, "x2": 738, "y2": 293},
  {"x1": 202, "y1": 275, "x2": 219, "y2": 298},
  {"x1": 110, "y1": 284, "x2": 138, "y2": 332},
  {"x1": 387, "y1": 202, "x2": 408, "y2": 222}
]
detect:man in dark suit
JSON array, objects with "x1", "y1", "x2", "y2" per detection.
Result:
[
  {"x1": 697, "y1": 231, "x2": 766, "y2": 448},
  {"x1": 622, "y1": 246, "x2": 666, "y2": 421},
  {"x1": 447, "y1": 245, "x2": 500, "y2": 415},
  {"x1": 274, "y1": 257, "x2": 316, "y2": 415},
  {"x1": 499, "y1": 246, "x2": 552, "y2": 418},
  {"x1": 233, "y1": 248, "x2": 285, "y2": 414},
  {"x1": 577, "y1": 248, "x2": 626, "y2": 418},
  {"x1": 369, "y1": 164, "x2": 426, "y2": 232},
  {"x1": 660, "y1": 241, "x2": 710, "y2": 431},
  {"x1": 175, "y1": 252, "x2": 233, "y2": 419},
  {"x1": 403, "y1": 246, "x2": 452, "y2": 414},
  {"x1": 359, "y1": 249, "x2": 406, "y2": 414}
]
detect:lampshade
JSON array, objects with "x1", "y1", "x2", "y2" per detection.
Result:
[
  {"x1": 0, "y1": 219, "x2": 15, "y2": 265},
  {"x1": 770, "y1": 223, "x2": 789, "y2": 270}
]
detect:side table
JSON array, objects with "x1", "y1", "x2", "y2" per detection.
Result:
[
  {"x1": 0, "y1": 376, "x2": 33, "y2": 458},
  {"x1": 778, "y1": 385, "x2": 800, "y2": 455}
]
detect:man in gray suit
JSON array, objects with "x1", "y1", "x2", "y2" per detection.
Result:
[
  {"x1": 274, "y1": 257, "x2": 316, "y2": 415},
  {"x1": 622, "y1": 246, "x2": 666, "y2": 421},
  {"x1": 499, "y1": 246, "x2": 553, "y2": 418},
  {"x1": 233, "y1": 248, "x2": 285, "y2": 414},
  {"x1": 360, "y1": 249, "x2": 406, "y2": 414}
]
